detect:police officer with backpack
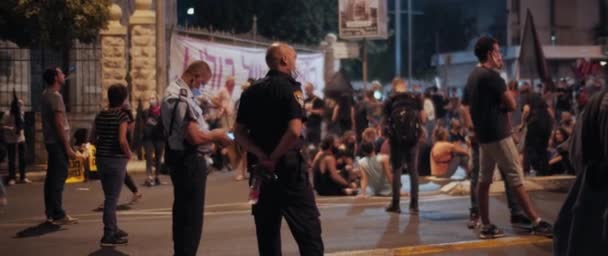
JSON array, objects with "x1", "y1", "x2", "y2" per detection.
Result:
[
  {"x1": 161, "y1": 60, "x2": 230, "y2": 256},
  {"x1": 383, "y1": 78, "x2": 427, "y2": 214},
  {"x1": 234, "y1": 42, "x2": 324, "y2": 256}
]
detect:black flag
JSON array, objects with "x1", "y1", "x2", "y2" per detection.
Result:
[{"x1": 519, "y1": 9, "x2": 555, "y2": 92}]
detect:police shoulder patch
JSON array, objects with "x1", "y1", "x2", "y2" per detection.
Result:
[{"x1": 294, "y1": 90, "x2": 304, "y2": 107}]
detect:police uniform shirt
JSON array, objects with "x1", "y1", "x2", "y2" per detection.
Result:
[
  {"x1": 161, "y1": 78, "x2": 213, "y2": 154},
  {"x1": 236, "y1": 70, "x2": 304, "y2": 155}
]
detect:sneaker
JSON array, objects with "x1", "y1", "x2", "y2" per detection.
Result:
[
  {"x1": 144, "y1": 179, "x2": 155, "y2": 187},
  {"x1": 409, "y1": 207, "x2": 419, "y2": 215},
  {"x1": 8, "y1": 179, "x2": 16, "y2": 186},
  {"x1": 19, "y1": 178, "x2": 32, "y2": 184},
  {"x1": 479, "y1": 224, "x2": 505, "y2": 239},
  {"x1": 116, "y1": 229, "x2": 128, "y2": 238},
  {"x1": 511, "y1": 213, "x2": 532, "y2": 226},
  {"x1": 531, "y1": 220, "x2": 554, "y2": 237},
  {"x1": 53, "y1": 215, "x2": 79, "y2": 225},
  {"x1": 154, "y1": 177, "x2": 162, "y2": 186},
  {"x1": 385, "y1": 204, "x2": 402, "y2": 214},
  {"x1": 467, "y1": 212, "x2": 480, "y2": 229},
  {"x1": 129, "y1": 193, "x2": 143, "y2": 204},
  {"x1": 100, "y1": 235, "x2": 128, "y2": 247}
]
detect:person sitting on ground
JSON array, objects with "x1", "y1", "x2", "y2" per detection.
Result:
[
  {"x1": 357, "y1": 142, "x2": 393, "y2": 197},
  {"x1": 548, "y1": 128, "x2": 573, "y2": 175},
  {"x1": 358, "y1": 127, "x2": 379, "y2": 157},
  {"x1": 448, "y1": 118, "x2": 467, "y2": 144},
  {"x1": 430, "y1": 127, "x2": 470, "y2": 178},
  {"x1": 313, "y1": 136, "x2": 358, "y2": 196},
  {"x1": 560, "y1": 111, "x2": 575, "y2": 135}
]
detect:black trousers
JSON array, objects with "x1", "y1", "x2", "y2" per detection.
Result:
[
  {"x1": 7, "y1": 142, "x2": 26, "y2": 180},
  {"x1": 253, "y1": 152, "x2": 324, "y2": 256},
  {"x1": 389, "y1": 139, "x2": 419, "y2": 209},
  {"x1": 524, "y1": 122, "x2": 552, "y2": 176},
  {"x1": 170, "y1": 153, "x2": 208, "y2": 256},
  {"x1": 44, "y1": 143, "x2": 68, "y2": 220}
]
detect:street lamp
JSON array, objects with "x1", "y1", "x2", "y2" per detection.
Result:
[{"x1": 185, "y1": 7, "x2": 194, "y2": 27}]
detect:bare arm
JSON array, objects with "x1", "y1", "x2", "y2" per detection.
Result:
[
  {"x1": 332, "y1": 106, "x2": 339, "y2": 122},
  {"x1": 234, "y1": 123, "x2": 268, "y2": 160},
  {"x1": 381, "y1": 155, "x2": 393, "y2": 184},
  {"x1": 270, "y1": 119, "x2": 302, "y2": 161},
  {"x1": 358, "y1": 164, "x2": 368, "y2": 197},
  {"x1": 520, "y1": 105, "x2": 530, "y2": 129},
  {"x1": 118, "y1": 122, "x2": 132, "y2": 159},
  {"x1": 452, "y1": 143, "x2": 470, "y2": 156},
  {"x1": 419, "y1": 110, "x2": 428, "y2": 125},
  {"x1": 549, "y1": 155, "x2": 562, "y2": 165},
  {"x1": 501, "y1": 90, "x2": 517, "y2": 112},
  {"x1": 54, "y1": 112, "x2": 76, "y2": 157},
  {"x1": 461, "y1": 105, "x2": 473, "y2": 130},
  {"x1": 184, "y1": 122, "x2": 229, "y2": 146},
  {"x1": 326, "y1": 157, "x2": 350, "y2": 186}
]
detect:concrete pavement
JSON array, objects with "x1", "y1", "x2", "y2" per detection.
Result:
[{"x1": 0, "y1": 170, "x2": 568, "y2": 256}]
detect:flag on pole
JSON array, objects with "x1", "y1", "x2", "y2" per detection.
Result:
[{"x1": 519, "y1": 9, "x2": 555, "y2": 92}]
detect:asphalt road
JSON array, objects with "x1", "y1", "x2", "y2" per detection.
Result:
[{"x1": 0, "y1": 171, "x2": 565, "y2": 256}]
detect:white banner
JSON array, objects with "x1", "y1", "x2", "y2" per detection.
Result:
[{"x1": 170, "y1": 35, "x2": 325, "y2": 99}]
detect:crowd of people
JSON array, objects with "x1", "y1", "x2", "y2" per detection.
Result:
[{"x1": 1, "y1": 34, "x2": 607, "y2": 254}]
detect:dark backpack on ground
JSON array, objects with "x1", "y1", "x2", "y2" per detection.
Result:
[{"x1": 387, "y1": 93, "x2": 421, "y2": 146}]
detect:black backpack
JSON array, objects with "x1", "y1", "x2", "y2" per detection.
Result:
[{"x1": 387, "y1": 94, "x2": 421, "y2": 146}]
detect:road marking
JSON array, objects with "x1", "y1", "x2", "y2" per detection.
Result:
[
  {"x1": 0, "y1": 194, "x2": 465, "y2": 226},
  {"x1": 327, "y1": 236, "x2": 552, "y2": 256}
]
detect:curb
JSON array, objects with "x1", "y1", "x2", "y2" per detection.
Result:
[
  {"x1": 5, "y1": 161, "x2": 148, "y2": 183},
  {"x1": 327, "y1": 236, "x2": 552, "y2": 256}
]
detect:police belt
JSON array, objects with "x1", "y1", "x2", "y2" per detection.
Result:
[{"x1": 165, "y1": 143, "x2": 209, "y2": 167}]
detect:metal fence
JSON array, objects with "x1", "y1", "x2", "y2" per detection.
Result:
[{"x1": 0, "y1": 40, "x2": 101, "y2": 113}]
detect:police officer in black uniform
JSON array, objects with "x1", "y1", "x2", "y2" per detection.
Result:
[
  {"x1": 234, "y1": 43, "x2": 324, "y2": 256},
  {"x1": 161, "y1": 60, "x2": 231, "y2": 256}
]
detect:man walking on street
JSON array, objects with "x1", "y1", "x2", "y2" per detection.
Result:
[
  {"x1": 40, "y1": 67, "x2": 79, "y2": 225},
  {"x1": 235, "y1": 42, "x2": 324, "y2": 255},
  {"x1": 462, "y1": 36, "x2": 553, "y2": 239}
]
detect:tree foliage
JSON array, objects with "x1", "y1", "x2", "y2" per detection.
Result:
[
  {"x1": 0, "y1": 0, "x2": 111, "y2": 49},
  {"x1": 190, "y1": 0, "x2": 337, "y2": 45}
]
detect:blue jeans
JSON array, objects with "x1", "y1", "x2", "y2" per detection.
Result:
[
  {"x1": 97, "y1": 157, "x2": 128, "y2": 238},
  {"x1": 44, "y1": 143, "x2": 68, "y2": 220}
]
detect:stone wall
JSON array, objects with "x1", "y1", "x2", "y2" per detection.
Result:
[
  {"x1": 101, "y1": 36, "x2": 127, "y2": 106},
  {"x1": 130, "y1": 24, "x2": 156, "y2": 109}
]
